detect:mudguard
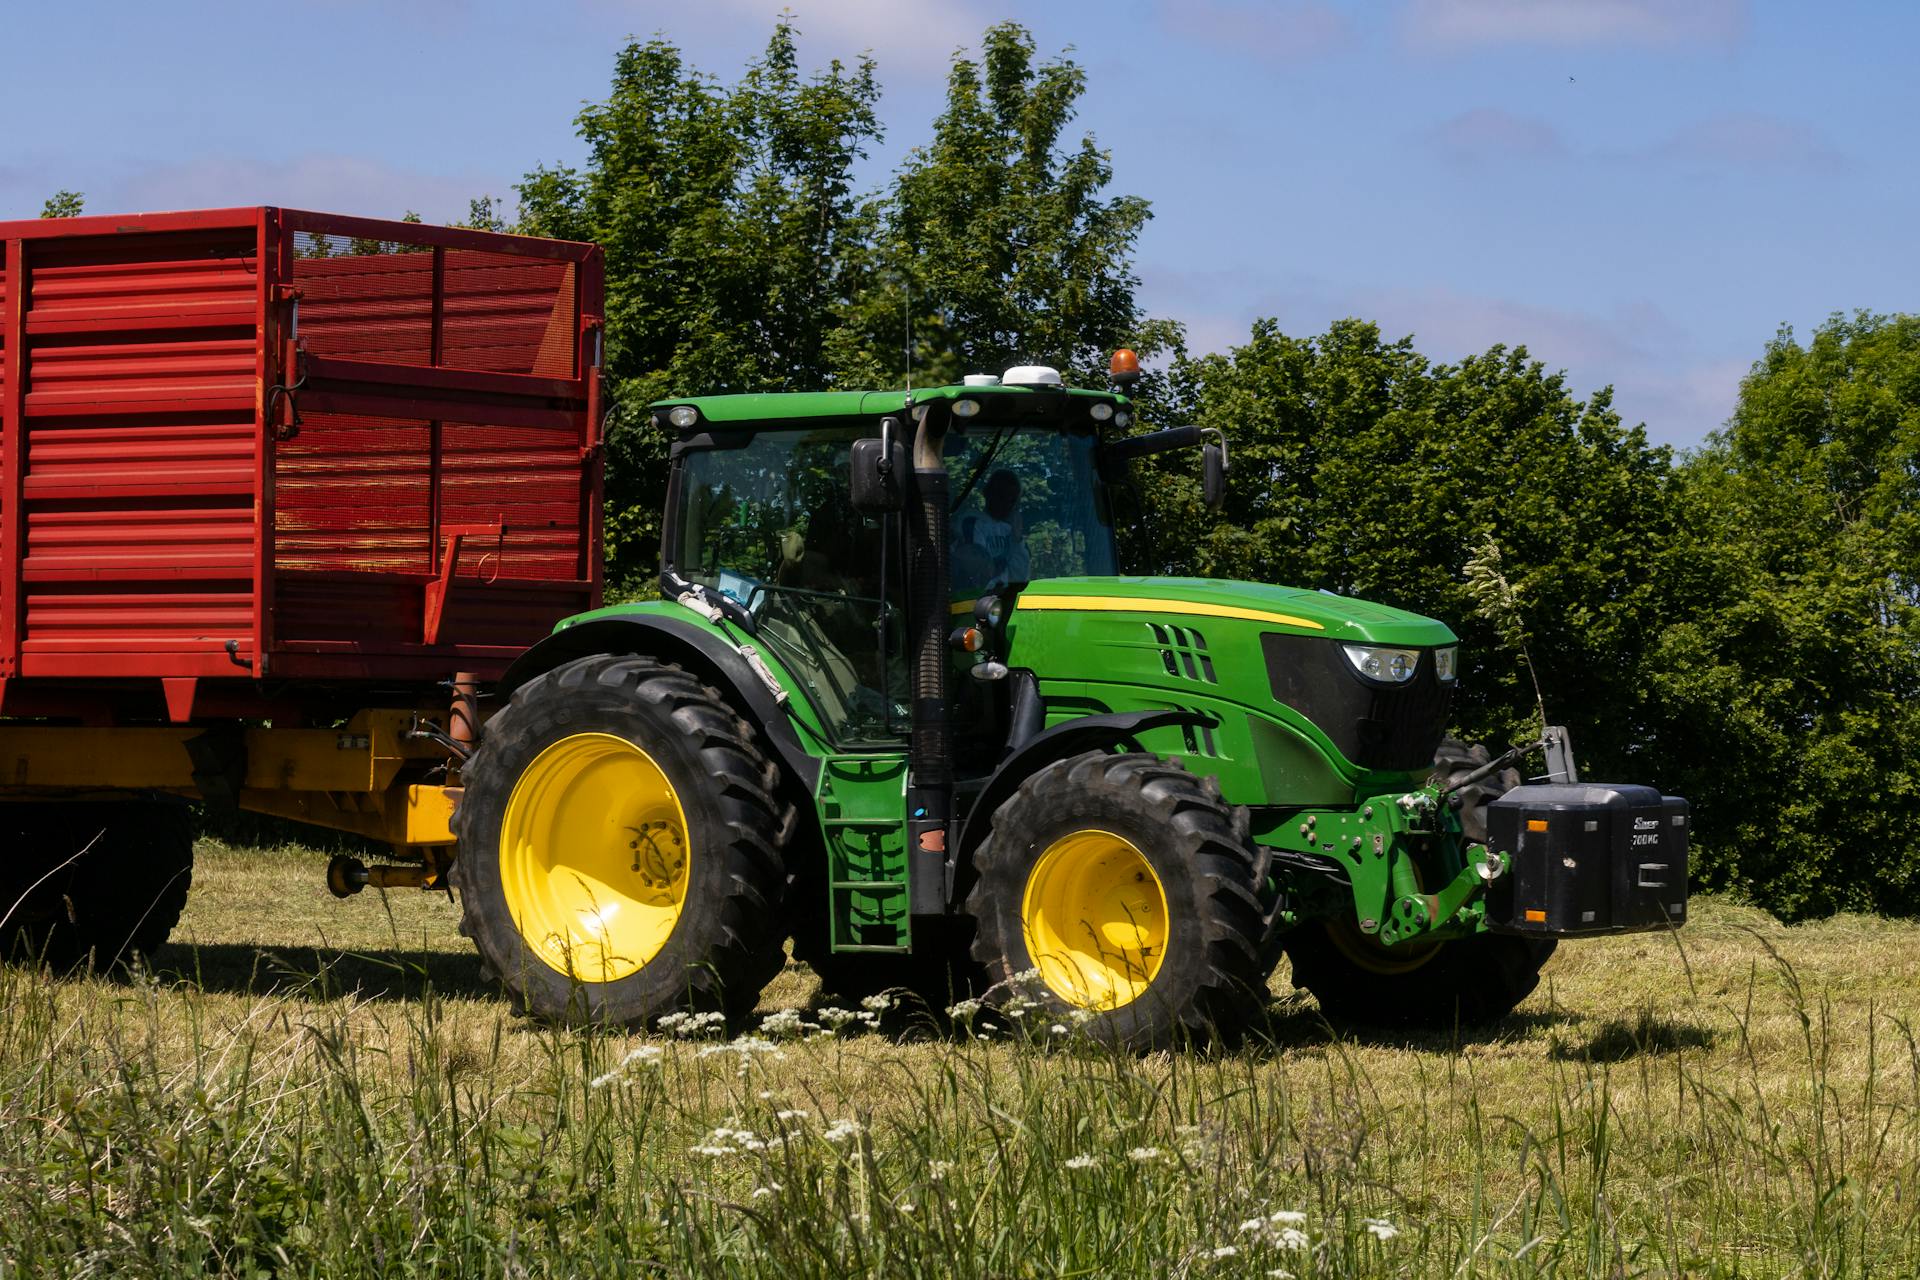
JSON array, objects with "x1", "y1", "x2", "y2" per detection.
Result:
[
  {"x1": 953, "y1": 708, "x2": 1216, "y2": 873},
  {"x1": 495, "y1": 614, "x2": 820, "y2": 790}
]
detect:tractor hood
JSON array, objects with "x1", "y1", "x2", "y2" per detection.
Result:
[{"x1": 1008, "y1": 577, "x2": 1457, "y2": 648}]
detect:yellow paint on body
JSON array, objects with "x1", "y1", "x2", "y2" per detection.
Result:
[{"x1": 1013, "y1": 594, "x2": 1326, "y2": 632}]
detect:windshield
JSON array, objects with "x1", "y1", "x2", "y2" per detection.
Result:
[
  {"x1": 946, "y1": 424, "x2": 1118, "y2": 598},
  {"x1": 670, "y1": 425, "x2": 906, "y2": 745}
]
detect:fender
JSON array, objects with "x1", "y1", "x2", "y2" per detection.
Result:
[
  {"x1": 952, "y1": 708, "x2": 1216, "y2": 878},
  {"x1": 495, "y1": 614, "x2": 820, "y2": 790}
]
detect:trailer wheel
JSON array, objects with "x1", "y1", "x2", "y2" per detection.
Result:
[
  {"x1": 0, "y1": 800, "x2": 194, "y2": 971},
  {"x1": 966, "y1": 752, "x2": 1267, "y2": 1050},
  {"x1": 452, "y1": 654, "x2": 790, "y2": 1026}
]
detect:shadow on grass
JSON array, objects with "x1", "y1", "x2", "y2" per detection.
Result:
[
  {"x1": 1242, "y1": 999, "x2": 1585, "y2": 1057},
  {"x1": 152, "y1": 942, "x2": 495, "y2": 1003},
  {"x1": 1549, "y1": 1010, "x2": 1715, "y2": 1062}
]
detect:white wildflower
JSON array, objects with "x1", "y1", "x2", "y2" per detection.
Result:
[
  {"x1": 928, "y1": 1159, "x2": 954, "y2": 1181},
  {"x1": 817, "y1": 1005, "x2": 859, "y2": 1030},
  {"x1": 1010, "y1": 966, "x2": 1042, "y2": 984},
  {"x1": 1126, "y1": 1146, "x2": 1163, "y2": 1162},
  {"x1": 897, "y1": 1201, "x2": 915, "y2": 1213},
  {"x1": 1239, "y1": 1218, "x2": 1267, "y2": 1234},
  {"x1": 1063, "y1": 1154, "x2": 1098, "y2": 1170},
  {"x1": 1210, "y1": 1245, "x2": 1239, "y2": 1259},
  {"x1": 759, "y1": 1008, "x2": 806, "y2": 1038},
  {"x1": 1275, "y1": 1228, "x2": 1310, "y2": 1250},
  {"x1": 1363, "y1": 1218, "x2": 1398, "y2": 1241},
  {"x1": 1266, "y1": 1271, "x2": 1295, "y2": 1279},
  {"x1": 1049, "y1": 1023, "x2": 1068, "y2": 1035},
  {"x1": 860, "y1": 993, "x2": 894, "y2": 1013},
  {"x1": 822, "y1": 1117, "x2": 862, "y2": 1144},
  {"x1": 946, "y1": 998, "x2": 982, "y2": 1020},
  {"x1": 690, "y1": 1144, "x2": 736, "y2": 1157},
  {"x1": 1069, "y1": 1008, "x2": 1095, "y2": 1025},
  {"x1": 752, "y1": 1186, "x2": 776, "y2": 1199},
  {"x1": 775, "y1": 1109, "x2": 809, "y2": 1122},
  {"x1": 589, "y1": 1043, "x2": 664, "y2": 1088},
  {"x1": 1268, "y1": 1210, "x2": 1306, "y2": 1226}
]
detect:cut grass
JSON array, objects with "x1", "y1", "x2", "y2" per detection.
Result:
[{"x1": 2, "y1": 840, "x2": 1917, "y2": 1276}]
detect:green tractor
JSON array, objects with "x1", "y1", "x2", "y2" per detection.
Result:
[{"x1": 451, "y1": 360, "x2": 1690, "y2": 1048}]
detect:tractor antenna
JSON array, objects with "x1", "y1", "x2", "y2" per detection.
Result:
[{"x1": 903, "y1": 276, "x2": 913, "y2": 393}]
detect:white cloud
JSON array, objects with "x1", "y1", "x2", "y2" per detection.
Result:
[
  {"x1": 619, "y1": 0, "x2": 991, "y2": 72},
  {"x1": 1424, "y1": 108, "x2": 1564, "y2": 163},
  {"x1": 1162, "y1": 0, "x2": 1353, "y2": 63},
  {"x1": 1648, "y1": 113, "x2": 1847, "y2": 175},
  {"x1": 1402, "y1": 0, "x2": 1747, "y2": 50}
]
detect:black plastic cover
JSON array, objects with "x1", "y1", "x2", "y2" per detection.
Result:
[
  {"x1": 1483, "y1": 783, "x2": 1690, "y2": 937},
  {"x1": 1260, "y1": 633, "x2": 1451, "y2": 772}
]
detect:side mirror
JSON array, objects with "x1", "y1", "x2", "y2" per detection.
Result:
[
  {"x1": 850, "y1": 423, "x2": 907, "y2": 512},
  {"x1": 1202, "y1": 432, "x2": 1229, "y2": 511}
]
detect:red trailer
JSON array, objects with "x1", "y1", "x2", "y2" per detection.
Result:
[{"x1": 0, "y1": 208, "x2": 604, "y2": 965}]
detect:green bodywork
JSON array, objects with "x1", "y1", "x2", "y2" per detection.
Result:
[{"x1": 550, "y1": 385, "x2": 1511, "y2": 959}]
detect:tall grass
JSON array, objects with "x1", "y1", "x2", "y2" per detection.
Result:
[{"x1": 1, "y1": 880, "x2": 1917, "y2": 1276}]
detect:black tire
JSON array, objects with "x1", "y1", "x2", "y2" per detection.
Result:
[
  {"x1": 966, "y1": 752, "x2": 1267, "y2": 1050},
  {"x1": 1432, "y1": 736, "x2": 1522, "y2": 844},
  {"x1": 1284, "y1": 737, "x2": 1552, "y2": 1030},
  {"x1": 1283, "y1": 927, "x2": 1551, "y2": 1030},
  {"x1": 451, "y1": 654, "x2": 791, "y2": 1026},
  {"x1": 0, "y1": 799, "x2": 193, "y2": 971}
]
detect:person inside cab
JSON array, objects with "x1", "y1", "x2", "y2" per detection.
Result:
[{"x1": 956, "y1": 469, "x2": 1029, "y2": 591}]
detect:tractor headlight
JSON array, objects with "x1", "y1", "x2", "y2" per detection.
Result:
[
  {"x1": 667, "y1": 405, "x2": 700, "y2": 429},
  {"x1": 1433, "y1": 645, "x2": 1458, "y2": 682},
  {"x1": 1089, "y1": 402, "x2": 1115, "y2": 422},
  {"x1": 951, "y1": 398, "x2": 981, "y2": 419},
  {"x1": 1342, "y1": 644, "x2": 1419, "y2": 684}
]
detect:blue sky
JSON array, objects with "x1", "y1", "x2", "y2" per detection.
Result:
[{"x1": 3, "y1": 0, "x2": 1913, "y2": 448}]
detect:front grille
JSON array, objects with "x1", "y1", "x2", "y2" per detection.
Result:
[{"x1": 1260, "y1": 633, "x2": 1451, "y2": 771}]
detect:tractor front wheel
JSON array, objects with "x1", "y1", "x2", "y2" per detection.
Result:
[
  {"x1": 1283, "y1": 925, "x2": 1553, "y2": 1029},
  {"x1": 966, "y1": 752, "x2": 1268, "y2": 1050},
  {"x1": 452, "y1": 655, "x2": 790, "y2": 1026}
]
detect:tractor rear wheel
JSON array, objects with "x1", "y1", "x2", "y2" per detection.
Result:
[
  {"x1": 451, "y1": 654, "x2": 791, "y2": 1026},
  {"x1": 0, "y1": 799, "x2": 193, "y2": 971},
  {"x1": 966, "y1": 752, "x2": 1267, "y2": 1050}
]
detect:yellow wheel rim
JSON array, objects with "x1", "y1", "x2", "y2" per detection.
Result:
[
  {"x1": 500, "y1": 732, "x2": 690, "y2": 983},
  {"x1": 1323, "y1": 862, "x2": 1439, "y2": 976},
  {"x1": 1020, "y1": 829, "x2": 1169, "y2": 1010}
]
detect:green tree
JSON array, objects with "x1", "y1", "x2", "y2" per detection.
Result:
[
  {"x1": 40, "y1": 190, "x2": 84, "y2": 218},
  {"x1": 515, "y1": 20, "x2": 883, "y2": 584},
  {"x1": 875, "y1": 22, "x2": 1172, "y2": 388},
  {"x1": 1644, "y1": 313, "x2": 1920, "y2": 917}
]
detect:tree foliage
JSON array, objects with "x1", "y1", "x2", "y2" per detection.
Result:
[
  {"x1": 40, "y1": 190, "x2": 83, "y2": 218},
  {"x1": 1646, "y1": 314, "x2": 1920, "y2": 916},
  {"x1": 515, "y1": 21, "x2": 885, "y2": 578},
  {"x1": 875, "y1": 23, "x2": 1171, "y2": 388}
]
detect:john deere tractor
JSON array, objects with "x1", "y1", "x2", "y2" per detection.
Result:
[{"x1": 451, "y1": 360, "x2": 1690, "y2": 1048}]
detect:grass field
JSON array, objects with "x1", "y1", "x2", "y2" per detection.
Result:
[{"x1": 3, "y1": 840, "x2": 1918, "y2": 1278}]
